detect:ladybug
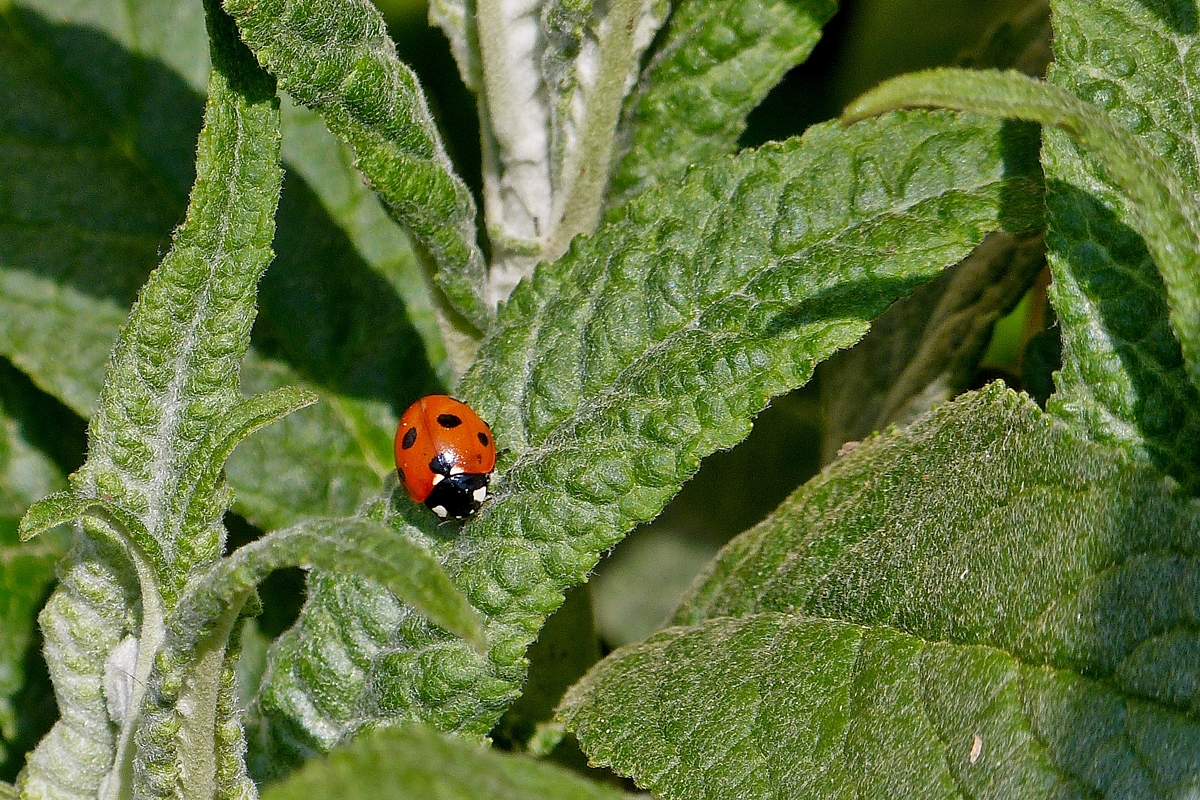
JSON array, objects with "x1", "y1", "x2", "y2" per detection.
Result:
[{"x1": 395, "y1": 395, "x2": 496, "y2": 520}]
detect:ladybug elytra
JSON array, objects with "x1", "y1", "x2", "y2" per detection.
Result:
[{"x1": 394, "y1": 395, "x2": 496, "y2": 520}]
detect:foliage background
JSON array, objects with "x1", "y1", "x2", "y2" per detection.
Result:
[{"x1": 8, "y1": 0, "x2": 1193, "y2": 797}]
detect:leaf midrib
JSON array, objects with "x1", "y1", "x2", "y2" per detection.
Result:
[
  {"x1": 499, "y1": 183, "x2": 1011, "y2": 478},
  {"x1": 696, "y1": 441, "x2": 1200, "y2": 717}
]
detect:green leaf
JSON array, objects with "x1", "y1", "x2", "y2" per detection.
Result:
[
  {"x1": 608, "y1": 0, "x2": 838, "y2": 207},
  {"x1": 0, "y1": 0, "x2": 202, "y2": 417},
  {"x1": 134, "y1": 519, "x2": 484, "y2": 796},
  {"x1": 64, "y1": 5, "x2": 283, "y2": 603},
  {"x1": 0, "y1": 0, "x2": 430, "y2": 532},
  {"x1": 560, "y1": 385, "x2": 1200, "y2": 798},
  {"x1": 172, "y1": 519, "x2": 484, "y2": 655},
  {"x1": 16, "y1": 2, "x2": 287, "y2": 794},
  {"x1": 250, "y1": 110, "x2": 1044, "y2": 767},
  {"x1": 259, "y1": 723, "x2": 636, "y2": 800},
  {"x1": 0, "y1": 367, "x2": 69, "y2": 769},
  {"x1": 820, "y1": 4, "x2": 1052, "y2": 461},
  {"x1": 564, "y1": 613, "x2": 1200, "y2": 800},
  {"x1": 820, "y1": 230, "x2": 1045, "y2": 460},
  {"x1": 844, "y1": 67, "x2": 1200, "y2": 486},
  {"x1": 16, "y1": 491, "x2": 82, "y2": 542},
  {"x1": 1041, "y1": 0, "x2": 1200, "y2": 492},
  {"x1": 222, "y1": 0, "x2": 492, "y2": 329}
]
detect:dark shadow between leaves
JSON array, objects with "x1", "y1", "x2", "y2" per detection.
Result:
[
  {"x1": 0, "y1": 592, "x2": 58, "y2": 784},
  {"x1": 1136, "y1": 0, "x2": 1198, "y2": 34},
  {"x1": 998, "y1": 120, "x2": 1045, "y2": 233},
  {"x1": 0, "y1": 7, "x2": 438, "y2": 415},
  {"x1": 258, "y1": 174, "x2": 440, "y2": 407},
  {"x1": 763, "y1": 274, "x2": 936, "y2": 339},
  {"x1": 1046, "y1": 179, "x2": 1200, "y2": 488}
]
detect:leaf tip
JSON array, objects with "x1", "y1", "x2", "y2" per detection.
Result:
[{"x1": 19, "y1": 491, "x2": 85, "y2": 541}]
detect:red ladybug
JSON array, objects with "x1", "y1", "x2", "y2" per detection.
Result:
[{"x1": 395, "y1": 395, "x2": 496, "y2": 520}]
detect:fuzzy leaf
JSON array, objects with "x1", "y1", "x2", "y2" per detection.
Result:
[
  {"x1": 259, "y1": 724, "x2": 635, "y2": 800},
  {"x1": 17, "y1": 492, "x2": 83, "y2": 543},
  {"x1": 428, "y1": 0, "x2": 481, "y2": 91},
  {"x1": 1041, "y1": 0, "x2": 1200, "y2": 490},
  {"x1": 608, "y1": 0, "x2": 838, "y2": 206},
  {"x1": 16, "y1": 2, "x2": 287, "y2": 794},
  {"x1": 471, "y1": 0, "x2": 668, "y2": 302},
  {"x1": 63, "y1": 8, "x2": 283, "y2": 603},
  {"x1": 538, "y1": 0, "x2": 668, "y2": 258},
  {"x1": 222, "y1": 0, "x2": 491, "y2": 329},
  {"x1": 560, "y1": 385, "x2": 1200, "y2": 799},
  {"x1": 0, "y1": 0, "x2": 438, "y2": 532},
  {"x1": 845, "y1": 66, "x2": 1200, "y2": 486},
  {"x1": 249, "y1": 110, "x2": 1044, "y2": 767},
  {"x1": 15, "y1": 535, "x2": 134, "y2": 799}
]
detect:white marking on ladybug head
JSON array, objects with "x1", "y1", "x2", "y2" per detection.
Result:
[
  {"x1": 431, "y1": 505, "x2": 449, "y2": 518},
  {"x1": 450, "y1": 465, "x2": 465, "y2": 475},
  {"x1": 431, "y1": 473, "x2": 444, "y2": 485},
  {"x1": 473, "y1": 486, "x2": 487, "y2": 503}
]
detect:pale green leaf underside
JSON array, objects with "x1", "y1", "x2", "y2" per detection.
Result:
[
  {"x1": 845, "y1": 66, "x2": 1200, "y2": 487},
  {"x1": 609, "y1": 0, "x2": 837, "y2": 206},
  {"x1": 562, "y1": 383, "x2": 1200, "y2": 798},
  {"x1": 65, "y1": 7, "x2": 283, "y2": 604},
  {"x1": 562, "y1": 611, "x2": 1199, "y2": 800},
  {"x1": 260, "y1": 724, "x2": 634, "y2": 800},
  {"x1": 16, "y1": 536, "x2": 132, "y2": 799},
  {"x1": 250, "y1": 110, "x2": 1043, "y2": 767},
  {"x1": 221, "y1": 0, "x2": 491, "y2": 329},
  {"x1": 18, "y1": 5, "x2": 284, "y2": 796},
  {"x1": 1042, "y1": 0, "x2": 1200, "y2": 490}
]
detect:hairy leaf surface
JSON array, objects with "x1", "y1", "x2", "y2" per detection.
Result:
[
  {"x1": 560, "y1": 385, "x2": 1200, "y2": 798},
  {"x1": 222, "y1": 0, "x2": 491, "y2": 328},
  {"x1": 608, "y1": 0, "x2": 837, "y2": 206},
  {"x1": 259, "y1": 724, "x2": 635, "y2": 800},
  {"x1": 17, "y1": 3, "x2": 289, "y2": 794},
  {"x1": 845, "y1": 63, "x2": 1200, "y2": 488},
  {"x1": 0, "y1": 0, "x2": 439, "y2": 531},
  {"x1": 249, "y1": 110, "x2": 1043, "y2": 768},
  {"x1": 1044, "y1": 0, "x2": 1200, "y2": 483}
]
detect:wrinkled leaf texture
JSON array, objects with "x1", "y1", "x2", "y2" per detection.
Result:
[
  {"x1": 562, "y1": 384, "x2": 1200, "y2": 799},
  {"x1": 248, "y1": 109, "x2": 1043, "y2": 771},
  {"x1": 1044, "y1": 0, "x2": 1200, "y2": 484}
]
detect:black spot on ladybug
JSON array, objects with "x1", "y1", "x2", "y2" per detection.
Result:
[
  {"x1": 401, "y1": 427, "x2": 418, "y2": 450},
  {"x1": 437, "y1": 413, "x2": 463, "y2": 428},
  {"x1": 477, "y1": 432, "x2": 489, "y2": 446},
  {"x1": 429, "y1": 452, "x2": 454, "y2": 476}
]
